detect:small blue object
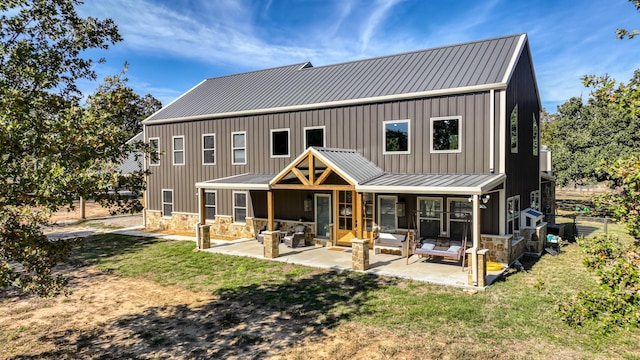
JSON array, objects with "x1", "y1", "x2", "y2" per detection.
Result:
[{"x1": 547, "y1": 234, "x2": 559, "y2": 242}]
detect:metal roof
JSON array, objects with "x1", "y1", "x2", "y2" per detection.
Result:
[
  {"x1": 196, "y1": 173, "x2": 275, "y2": 190},
  {"x1": 145, "y1": 34, "x2": 526, "y2": 124},
  {"x1": 356, "y1": 173, "x2": 506, "y2": 195},
  {"x1": 311, "y1": 147, "x2": 384, "y2": 185}
]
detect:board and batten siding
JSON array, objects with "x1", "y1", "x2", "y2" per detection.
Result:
[{"x1": 145, "y1": 92, "x2": 497, "y2": 215}]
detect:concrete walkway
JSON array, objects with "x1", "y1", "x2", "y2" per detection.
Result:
[{"x1": 46, "y1": 215, "x2": 505, "y2": 290}]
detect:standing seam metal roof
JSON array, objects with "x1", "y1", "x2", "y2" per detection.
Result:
[{"x1": 146, "y1": 34, "x2": 525, "y2": 123}]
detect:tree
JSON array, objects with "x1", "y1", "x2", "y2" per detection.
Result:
[
  {"x1": 0, "y1": 0, "x2": 150, "y2": 296},
  {"x1": 617, "y1": 0, "x2": 640, "y2": 39}
]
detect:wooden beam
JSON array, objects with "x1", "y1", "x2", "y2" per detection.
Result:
[
  {"x1": 267, "y1": 191, "x2": 274, "y2": 231},
  {"x1": 355, "y1": 191, "x2": 363, "y2": 239},
  {"x1": 308, "y1": 153, "x2": 315, "y2": 185},
  {"x1": 291, "y1": 167, "x2": 310, "y2": 185},
  {"x1": 314, "y1": 168, "x2": 332, "y2": 185}
]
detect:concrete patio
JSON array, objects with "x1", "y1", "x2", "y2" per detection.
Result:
[{"x1": 200, "y1": 237, "x2": 506, "y2": 290}]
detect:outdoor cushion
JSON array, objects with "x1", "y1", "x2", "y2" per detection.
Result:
[
  {"x1": 421, "y1": 243, "x2": 436, "y2": 250},
  {"x1": 447, "y1": 245, "x2": 462, "y2": 253},
  {"x1": 295, "y1": 225, "x2": 306, "y2": 233}
]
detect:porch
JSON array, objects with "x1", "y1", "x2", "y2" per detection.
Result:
[{"x1": 200, "y1": 237, "x2": 506, "y2": 290}]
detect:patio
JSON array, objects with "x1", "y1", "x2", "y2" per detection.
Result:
[{"x1": 201, "y1": 237, "x2": 506, "y2": 290}]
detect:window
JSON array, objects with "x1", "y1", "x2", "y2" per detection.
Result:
[
  {"x1": 231, "y1": 131, "x2": 246, "y2": 165},
  {"x1": 532, "y1": 115, "x2": 538, "y2": 156},
  {"x1": 511, "y1": 105, "x2": 518, "y2": 153},
  {"x1": 205, "y1": 190, "x2": 216, "y2": 220},
  {"x1": 172, "y1": 136, "x2": 184, "y2": 165},
  {"x1": 507, "y1": 195, "x2": 521, "y2": 234},
  {"x1": 202, "y1": 134, "x2": 216, "y2": 165},
  {"x1": 418, "y1": 197, "x2": 443, "y2": 238},
  {"x1": 448, "y1": 198, "x2": 473, "y2": 239},
  {"x1": 270, "y1": 128, "x2": 290, "y2": 158},
  {"x1": 149, "y1": 137, "x2": 160, "y2": 166},
  {"x1": 162, "y1": 189, "x2": 173, "y2": 217},
  {"x1": 233, "y1": 191, "x2": 247, "y2": 223},
  {"x1": 378, "y1": 195, "x2": 398, "y2": 233},
  {"x1": 530, "y1": 190, "x2": 540, "y2": 211},
  {"x1": 304, "y1": 126, "x2": 325, "y2": 148},
  {"x1": 431, "y1": 116, "x2": 462, "y2": 153},
  {"x1": 383, "y1": 119, "x2": 410, "y2": 154}
]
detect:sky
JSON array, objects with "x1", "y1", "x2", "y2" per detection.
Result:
[{"x1": 76, "y1": 0, "x2": 640, "y2": 113}]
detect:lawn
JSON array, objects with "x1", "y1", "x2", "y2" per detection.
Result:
[{"x1": 1, "y1": 225, "x2": 639, "y2": 358}]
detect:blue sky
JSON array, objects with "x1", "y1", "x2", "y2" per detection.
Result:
[{"x1": 78, "y1": 0, "x2": 640, "y2": 113}]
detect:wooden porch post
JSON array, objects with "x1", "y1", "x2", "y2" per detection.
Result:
[
  {"x1": 355, "y1": 191, "x2": 363, "y2": 239},
  {"x1": 267, "y1": 190, "x2": 274, "y2": 231}
]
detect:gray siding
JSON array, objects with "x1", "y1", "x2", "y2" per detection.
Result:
[{"x1": 146, "y1": 93, "x2": 493, "y2": 214}]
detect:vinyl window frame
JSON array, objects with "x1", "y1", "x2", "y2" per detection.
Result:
[
  {"x1": 233, "y1": 191, "x2": 248, "y2": 223},
  {"x1": 172, "y1": 135, "x2": 185, "y2": 166},
  {"x1": 382, "y1": 119, "x2": 411, "y2": 155},
  {"x1": 270, "y1": 128, "x2": 290, "y2": 158},
  {"x1": 202, "y1": 133, "x2": 216, "y2": 165},
  {"x1": 162, "y1": 189, "x2": 173, "y2": 218},
  {"x1": 303, "y1": 126, "x2": 326, "y2": 149},
  {"x1": 430, "y1": 116, "x2": 463, "y2": 154},
  {"x1": 231, "y1": 131, "x2": 247, "y2": 165},
  {"x1": 204, "y1": 190, "x2": 217, "y2": 221},
  {"x1": 507, "y1": 195, "x2": 521, "y2": 234}
]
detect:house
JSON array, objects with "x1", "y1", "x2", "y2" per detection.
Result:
[{"x1": 142, "y1": 33, "x2": 544, "y2": 277}]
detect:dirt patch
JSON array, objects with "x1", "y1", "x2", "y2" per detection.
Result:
[{"x1": 48, "y1": 200, "x2": 118, "y2": 223}]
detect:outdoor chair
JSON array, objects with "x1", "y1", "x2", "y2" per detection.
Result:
[
  {"x1": 283, "y1": 224, "x2": 306, "y2": 248},
  {"x1": 257, "y1": 221, "x2": 280, "y2": 243}
]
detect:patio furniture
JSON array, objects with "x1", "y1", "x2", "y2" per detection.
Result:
[
  {"x1": 373, "y1": 226, "x2": 409, "y2": 256},
  {"x1": 283, "y1": 224, "x2": 306, "y2": 248},
  {"x1": 407, "y1": 234, "x2": 467, "y2": 268},
  {"x1": 257, "y1": 221, "x2": 280, "y2": 243}
]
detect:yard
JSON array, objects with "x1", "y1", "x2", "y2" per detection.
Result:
[{"x1": 1, "y1": 200, "x2": 639, "y2": 359}]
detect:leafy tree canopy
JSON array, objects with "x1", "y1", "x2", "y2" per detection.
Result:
[
  {"x1": 1, "y1": 0, "x2": 156, "y2": 296},
  {"x1": 617, "y1": 0, "x2": 640, "y2": 39}
]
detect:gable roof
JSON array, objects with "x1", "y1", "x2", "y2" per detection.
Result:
[{"x1": 145, "y1": 34, "x2": 528, "y2": 124}]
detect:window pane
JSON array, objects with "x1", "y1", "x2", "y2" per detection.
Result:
[
  {"x1": 233, "y1": 149, "x2": 245, "y2": 163},
  {"x1": 271, "y1": 130, "x2": 289, "y2": 156},
  {"x1": 173, "y1": 137, "x2": 183, "y2": 151},
  {"x1": 433, "y1": 119, "x2": 459, "y2": 151},
  {"x1": 206, "y1": 207, "x2": 216, "y2": 220},
  {"x1": 163, "y1": 190, "x2": 172, "y2": 203},
  {"x1": 203, "y1": 149, "x2": 214, "y2": 164},
  {"x1": 163, "y1": 204, "x2": 172, "y2": 216},
  {"x1": 511, "y1": 105, "x2": 518, "y2": 153},
  {"x1": 149, "y1": 139, "x2": 159, "y2": 165},
  {"x1": 385, "y1": 121, "x2": 409, "y2": 152},
  {"x1": 233, "y1": 133, "x2": 245, "y2": 147},
  {"x1": 419, "y1": 199, "x2": 441, "y2": 219},
  {"x1": 379, "y1": 197, "x2": 396, "y2": 232},
  {"x1": 449, "y1": 200, "x2": 472, "y2": 219},
  {"x1": 234, "y1": 208, "x2": 246, "y2": 222},
  {"x1": 174, "y1": 151, "x2": 184, "y2": 164},
  {"x1": 305, "y1": 128, "x2": 324, "y2": 148},
  {"x1": 205, "y1": 192, "x2": 216, "y2": 206},
  {"x1": 204, "y1": 135, "x2": 214, "y2": 149},
  {"x1": 234, "y1": 193, "x2": 246, "y2": 207}
]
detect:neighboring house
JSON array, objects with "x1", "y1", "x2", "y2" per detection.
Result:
[
  {"x1": 142, "y1": 33, "x2": 544, "y2": 268},
  {"x1": 119, "y1": 132, "x2": 144, "y2": 175}
]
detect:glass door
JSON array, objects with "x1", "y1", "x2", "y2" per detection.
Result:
[
  {"x1": 336, "y1": 190, "x2": 355, "y2": 245},
  {"x1": 315, "y1": 194, "x2": 331, "y2": 238}
]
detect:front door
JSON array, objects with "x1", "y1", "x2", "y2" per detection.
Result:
[
  {"x1": 336, "y1": 190, "x2": 356, "y2": 245},
  {"x1": 315, "y1": 194, "x2": 331, "y2": 238}
]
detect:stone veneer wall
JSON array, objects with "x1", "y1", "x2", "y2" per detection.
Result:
[
  {"x1": 145, "y1": 210, "x2": 199, "y2": 233},
  {"x1": 209, "y1": 215, "x2": 256, "y2": 239},
  {"x1": 479, "y1": 234, "x2": 512, "y2": 264},
  {"x1": 521, "y1": 223, "x2": 548, "y2": 254}
]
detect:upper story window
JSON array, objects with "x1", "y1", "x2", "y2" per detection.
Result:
[
  {"x1": 149, "y1": 137, "x2": 160, "y2": 166},
  {"x1": 231, "y1": 131, "x2": 246, "y2": 165},
  {"x1": 383, "y1": 119, "x2": 410, "y2": 154},
  {"x1": 511, "y1": 105, "x2": 518, "y2": 153},
  {"x1": 270, "y1": 128, "x2": 290, "y2": 158},
  {"x1": 304, "y1": 126, "x2": 325, "y2": 148},
  {"x1": 172, "y1": 136, "x2": 184, "y2": 165},
  {"x1": 202, "y1": 133, "x2": 216, "y2": 165},
  {"x1": 431, "y1": 116, "x2": 462, "y2": 153},
  {"x1": 532, "y1": 115, "x2": 538, "y2": 156},
  {"x1": 162, "y1": 189, "x2": 173, "y2": 217}
]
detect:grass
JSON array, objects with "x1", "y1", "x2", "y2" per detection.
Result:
[{"x1": 60, "y1": 232, "x2": 640, "y2": 359}]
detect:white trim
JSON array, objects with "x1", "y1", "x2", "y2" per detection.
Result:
[
  {"x1": 270, "y1": 128, "x2": 290, "y2": 158},
  {"x1": 382, "y1": 119, "x2": 411, "y2": 155},
  {"x1": 501, "y1": 34, "x2": 527, "y2": 84},
  {"x1": 489, "y1": 89, "x2": 495, "y2": 172},
  {"x1": 232, "y1": 191, "x2": 248, "y2": 223},
  {"x1": 378, "y1": 195, "x2": 398, "y2": 232},
  {"x1": 161, "y1": 189, "x2": 173, "y2": 218},
  {"x1": 202, "y1": 133, "x2": 216, "y2": 165},
  {"x1": 303, "y1": 125, "x2": 326, "y2": 148},
  {"x1": 231, "y1": 131, "x2": 247, "y2": 165},
  {"x1": 144, "y1": 83, "x2": 507, "y2": 125},
  {"x1": 204, "y1": 190, "x2": 217, "y2": 220},
  {"x1": 430, "y1": 116, "x2": 463, "y2": 154},
  {"x1": 499, "y1": 90, "x2": 506, "y2": 173},
  {"x1": 172, "y1": 135, "x2": 185, "y2": 166},
  {"x1": 149, "y1": 137, "x2": 160, "y2": 167},
  {"x1": 196, "y1": 173, "x2": 271, "y2": 190}
]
